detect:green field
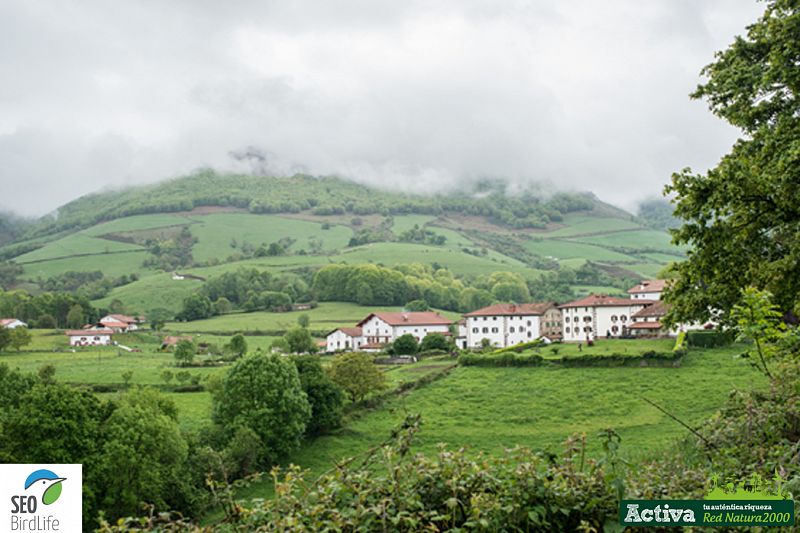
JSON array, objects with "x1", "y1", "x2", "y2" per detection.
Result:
[
  {"x1": 391, "y1": 215, "x2": 437, "y2": 235},
  {"x1": 22, "y1": 250, "x2": 150, "y2": 279},
  {"x1": 542, "y1": 215, "x2": 642, "y2": 237},
  {"x1": 570, "y1": 229, "x2": 678, "y2": 252},
  {"x1": 93, "y1": 273, "x2": 204, "y2": 314},
  {"x1": 521, "y1": 238, "x2": 636, "y2": 262},
  {"x1": 233, "y1": 344, "x2": 763, "y2": 502},
  {"x1": 338, "y1": 242, "x2": 530, "y2": 276},
  {"x1": 165, "y1": 302, "x2": 462, "y2": 334},
  {"x1": 81, "y1": 213, "x2": 193, "y2": 236},
  {"x1": 15, "y1": 233, "x2": 143, "y2": 263},
  {"x1": 538, "y1": 338, "x2": 674, "y2": 358},
  {"x1": 190, "y1": 213, "x2": 353, "y2": 262}
]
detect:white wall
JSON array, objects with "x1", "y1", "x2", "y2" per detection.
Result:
[
  {"x1": 394, "y1": 324, "x2": 450, "y2": 342},
  {"x1": 69, "y1": 334, "x2": 112, "y2": 346},
  {"x1": 326, "y1": 330, "x2": 364, "y2": 352},
  {"x1": 631, "y1": 291, "x2": 661, "y2": 300},
  {"x1": 562, "y1": 304, "x2": 648, "y2": 341},
  {"x1": 465, "y1": 315, "x2": 543, "y2": 348},
  {"x1": 361, "y1": 316, "x2": 394, "y2": 344}
]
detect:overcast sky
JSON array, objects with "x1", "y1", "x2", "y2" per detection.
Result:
[{"x1": 0, "y1": 0, "x2": 763, "y2": 217}]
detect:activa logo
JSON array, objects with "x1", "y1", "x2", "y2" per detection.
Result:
[{"x1": 11, "y1": 470, "x2": 66, "y2": 513}]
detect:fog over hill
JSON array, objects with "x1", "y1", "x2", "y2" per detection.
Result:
[{"x1": 0, "y1": 1, "x2": 762, "y2": 216}]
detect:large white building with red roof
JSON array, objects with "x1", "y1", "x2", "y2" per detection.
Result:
[
  {"x1": 324, "y1": 311, "x2": 453, "y2": 352},
  {"x1": 559, "y1": 295, "x2": 653, "y2": 342},
  {"x1": 462, "y1": 302, "x2": 561, "y2": 349},
  {"x1": 66, "y1": 329, "x2": 114, "y2": 346},
  {"x1": 357, "y1": 311, "x2": 452, "y2": 346}
]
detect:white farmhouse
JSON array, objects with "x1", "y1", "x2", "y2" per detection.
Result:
[
  {"x1": 463, "y1": 303, "x2": 561, "y2": 349},
  {"x1": 66, "y1": 329, "x2": 114, "y2": 346},
  {"x1": 560, "y1": 295, "x2": 652, "y2": 342},
  {"x1": 356, "y1": 312, "x2": 452, "y2": 348},
  {"x1": 99, "y1": 314, "x2": 141, "y2": 332},
  {"x1": 325, "y1": 327, "x2": 365, "y2": 353},
  {"x1": 627, "y1": 279, "x2": 668, "y2": 301},
  {"x1": 0, "y1": 318, "x2": 27, "y2": 329}
]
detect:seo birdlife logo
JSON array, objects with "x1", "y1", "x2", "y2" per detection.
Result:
[
  {"x1": 2, "y1": 464, "x2": 82, "y2": 532},
  {"x1": 16, "y1": 469, "x2": 67, "y2": 510}
]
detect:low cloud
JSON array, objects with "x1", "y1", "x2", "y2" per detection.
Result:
[{"x1": 0, "y1": 0, "x2": 763, "y2": 216}]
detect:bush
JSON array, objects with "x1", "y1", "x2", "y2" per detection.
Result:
[
  {"x1": 328, "y1": 352, "x2": 387, "y2": 402},
  {"x1": 212, "y1": 353, "x2": 311, "y2": 464},
  {"x1": 419, "y1": 332, "x2": 451, "y2": 352},
  {"x1": 687, "y1": 330, "x2": 734, "y2": 348},
  {"x1": 459, "y1": 352, "x2": 544, "y2": 367},
  {"x1": 392, "y1": 333, "x2": 418, "y2": 355},
  {"x1": 292, "y1": 355, "x2": 344, "y2": 436}
]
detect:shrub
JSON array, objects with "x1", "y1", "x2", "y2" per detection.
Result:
[{"x1": 687, "y1": 330, "x2": 734, "y2": 348}]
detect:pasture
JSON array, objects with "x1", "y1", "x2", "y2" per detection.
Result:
[{"x1": 236, "y1": 343, "x2": 762, "y2": 501}]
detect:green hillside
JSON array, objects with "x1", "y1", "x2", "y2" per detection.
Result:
[{"x1": 0, "y1": 173, "x2": 683, "y2": 316}]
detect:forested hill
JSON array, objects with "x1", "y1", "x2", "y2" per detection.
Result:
[{"x1": 21, "y1": 171, "x2": 619, "y2": 240}]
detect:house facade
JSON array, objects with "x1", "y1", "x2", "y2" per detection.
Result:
[
  {"x1": 627, "y1": 279, "x2": 667, "y2": 301},
  {"x1": 0, "y1": 318, "x2": 27, "y2": 329},
  {"x1": 463, "y1": 303, "x2": 561, "y2": 348},
  {"x1": 560, "y1": 295, "x2": 652, "y2": 342},
  {"x1": 66, "y1": 329, "x2": 114, "y2": 346},
  {"x1": 629, "y1": 300, "x2": 671, "y2": 336},
  {"x1": 325, "y1": 327, "x2": 365, "y2": 353},
  {"x1": 356, "y1": 312, "x2": 452, "y2": 346}
]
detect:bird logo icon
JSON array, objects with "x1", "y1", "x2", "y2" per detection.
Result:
[{"x1": 24, "y1": 469, "x2": 66, "y2": 505}]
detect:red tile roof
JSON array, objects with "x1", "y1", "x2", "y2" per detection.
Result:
[
  {"x1": 632, "y1": 300, "x2": 669, "y2": 318},
  {"x1": 627, "y1": 279, "x2": 669, "y2": 294},
  {"x1": 464, "y1": 302, "x2": 556, "y2": 317},
  {"x1": 627, "y1": 321, "x2": 663, "y2": 330},
  {"x1": 356, "y1": 312, "x2": 452, "y2": 327},
  {"x1": 326, "y1": 327, "x2": 363, "y2": 337},
  {"x1": 101, "y1": 320, "x2": 128, "y2": 329},
  {"x1": 559, "y1": 294, "x2": 650, "y2": 309},
  {"x1": 66, "y1": 329, "x2": 114, "y2": 336}
]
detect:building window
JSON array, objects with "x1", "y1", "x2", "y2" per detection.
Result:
[
  {"x1": 584, "y1": 316, "x2": 591, "y2": 322},
  {"x1": 527, "y1": 320, "x2": 532, "y2": 326},
  {"x1": 510, "y1": 327, "x2": 515, "y2": 333},
  {"x1": 565, "y1": 317, "x2": 570, "y2": 323},
  {"x1": 482, "y1": 327, "x2": 489, "y2": 333},
  {"x1": 472, "y1": 327, "x2": 478, "y2": 333},
  {"x1": 491, "y1": 327, "x2": 499, "y2": 333},
  {"x1": 611, "y1": 315, "x2": 618, "y2": 322},
  {"x1": 565, "y1": 327, "x2": 570, "y2": 333},
  {"x1": 527, "y1": 331, "x2": 532, "y2": 338},
  {"x1": 620, "y1": 315, "x2": 627, "y2": 322},
  {"x1": 519, "y1": 326, "x2": 525, "y2": 332},
  {"x1": 611, "y1": 325, "x2": 619, "y2": 333}
]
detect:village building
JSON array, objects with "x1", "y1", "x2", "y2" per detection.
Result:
[
  {"x1": 628, "y1": 300, "x2": 671, "y2": 337},
  {"x1": 463, "y1": 303, "x2": 561, "y2": 348},
  {"x1": 66, "y1": 329, "x2": 114, "y2": 346},
  {"x1": 0, "y1": 318, "x2": 27, "y2": 329},
  {"x1": 559, "y1": 295, "x2": 653, "y2": 342},
  {"x1": 99, "y1": 314, "x2": 141, "y2": 332},
  {"x1": 627, "y1": 279, "x2": 668, "y2": 301},
  {"x1": 356, "y1": 311, "x2": 452, "y2": 346},
  {"x1": 325, "y1": 327, "x2": 365, "y2": 353}
]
